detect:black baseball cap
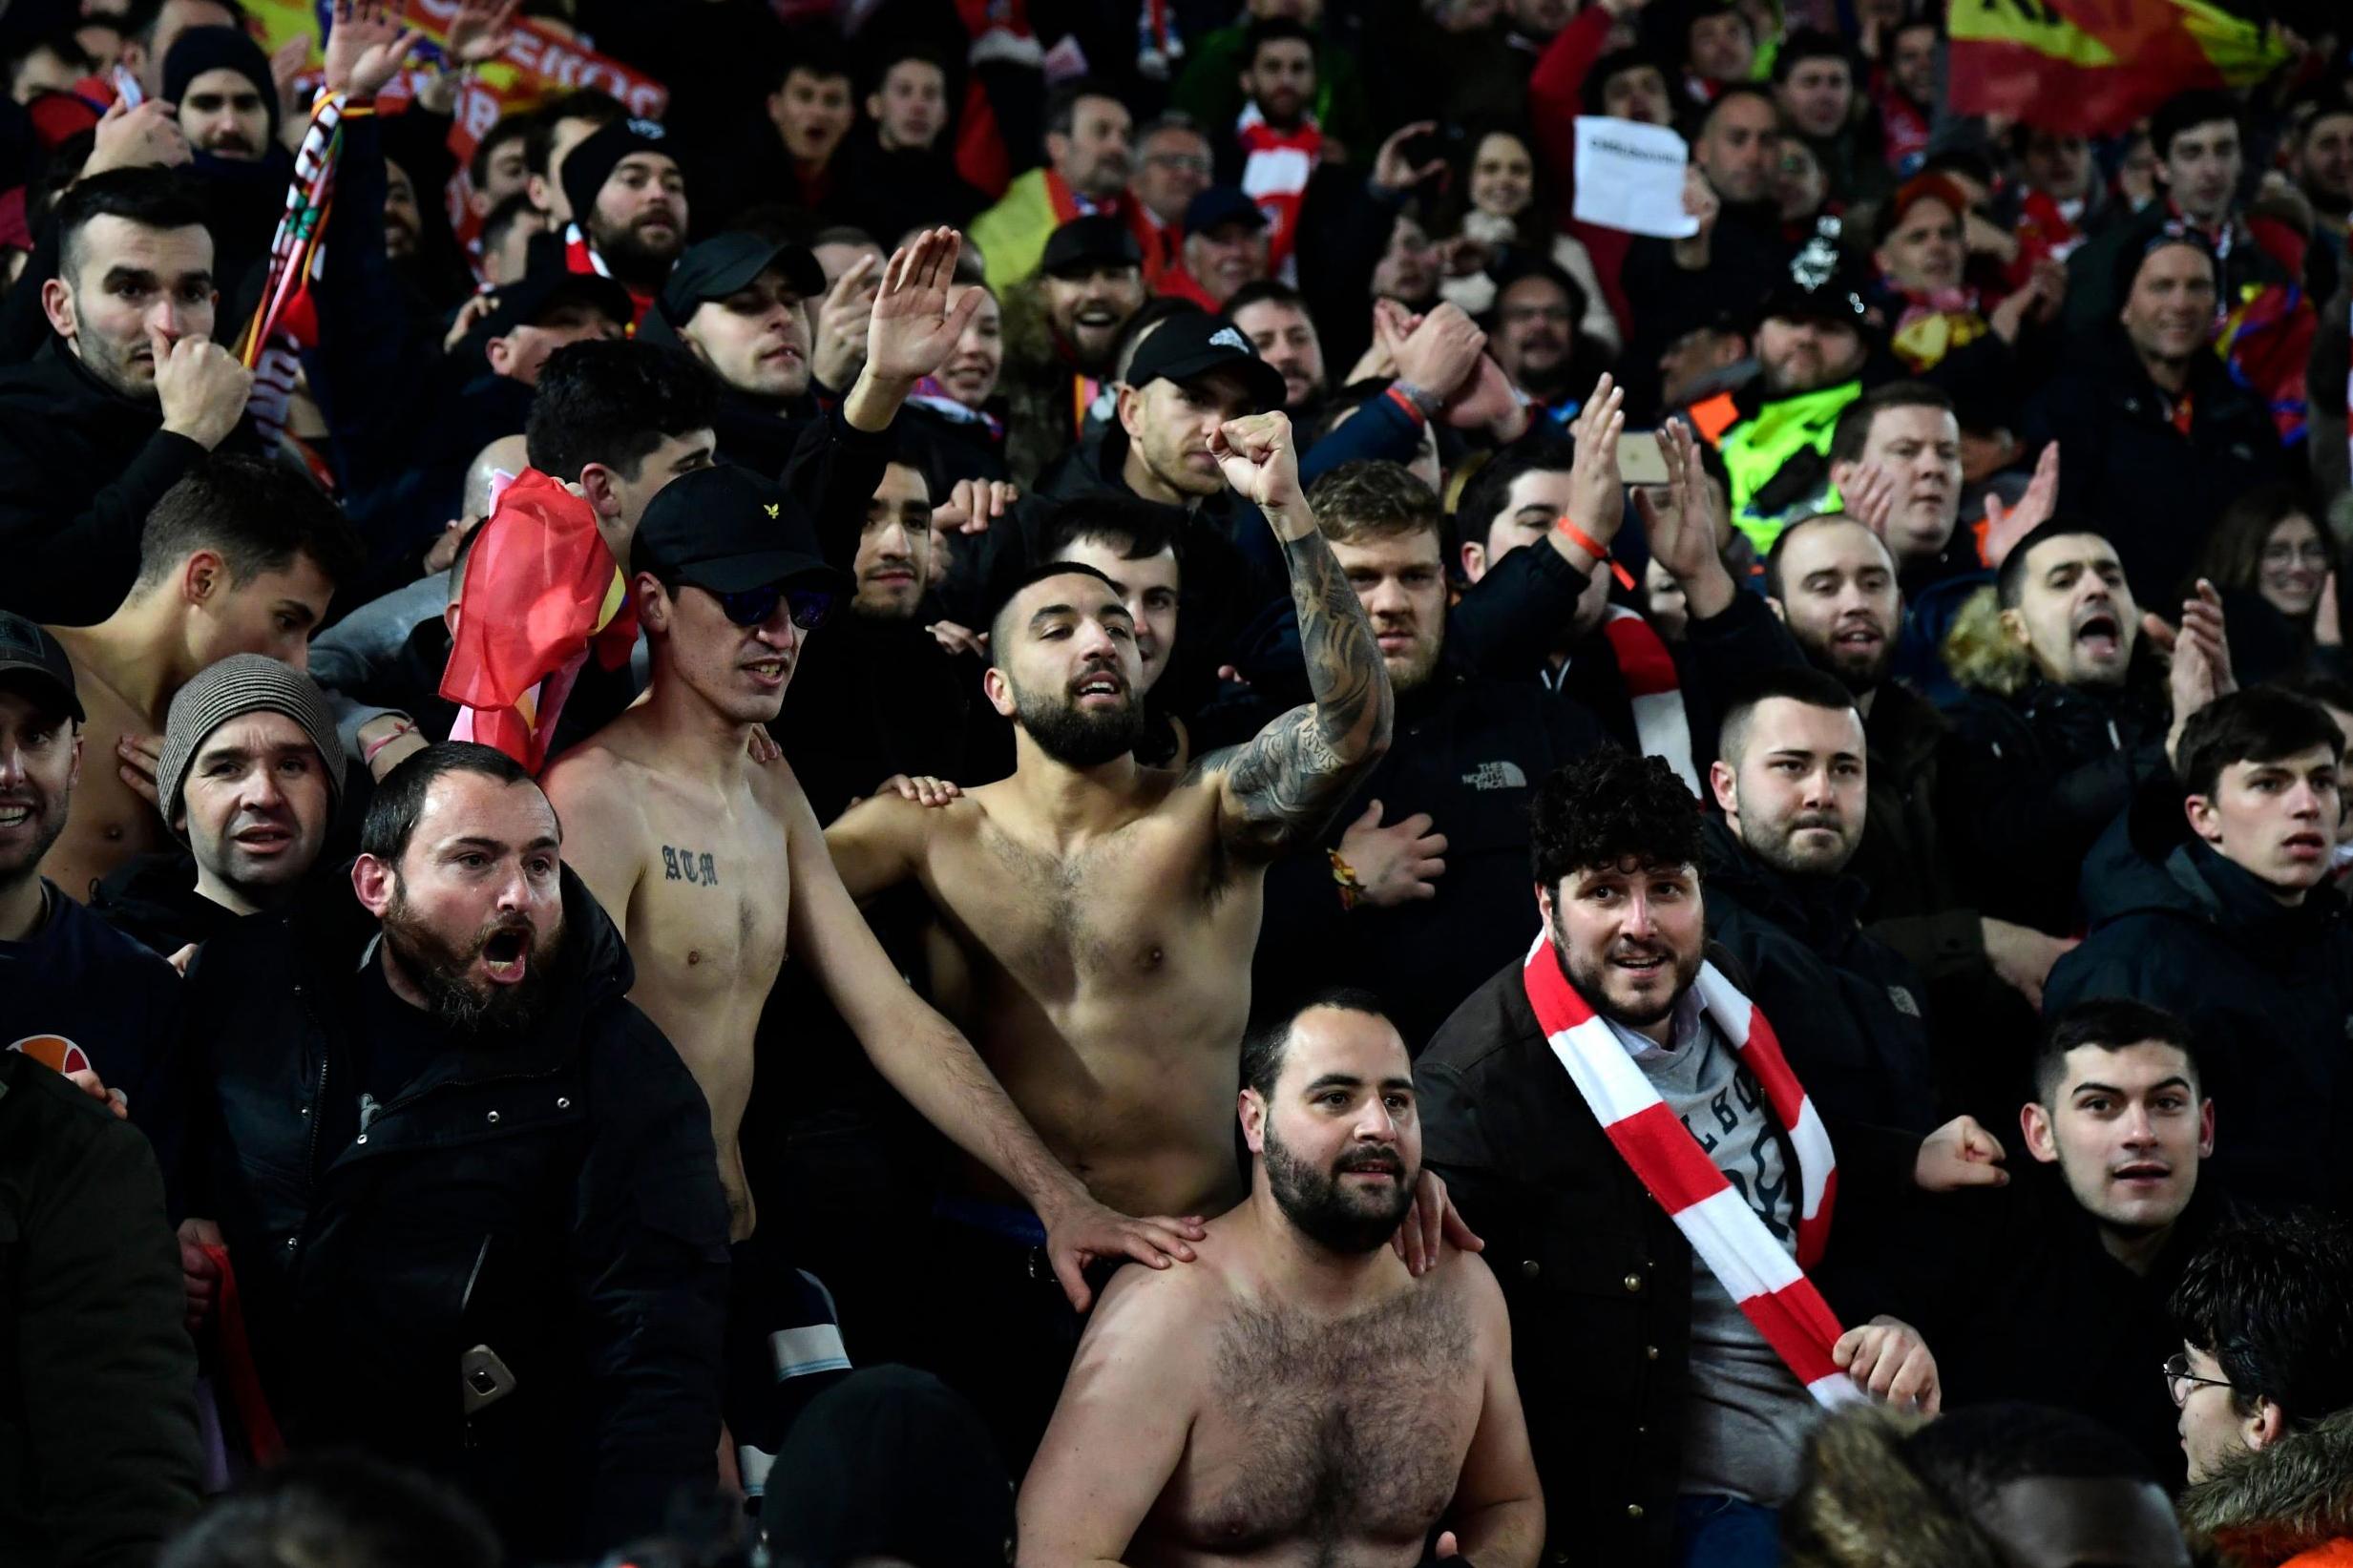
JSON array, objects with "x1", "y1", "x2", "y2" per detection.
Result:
[
  {"x1": 1124, "y1": 309, "x2": 1287, "y2": 412},
  {"x1": 0, "y1": 611, "x2": 81, "y2": 723},
  {"x1": 1756, "y1": 266, "x2": 1873, "y2": 334},
  {"x1": 1184, "y1": 186, "x2": 1269, "y2": 236},
  {"x1": 647, "y1": 232, "x2": 827, "y2": 341},
  {"x1": 477, "y1": 263, "x2": 634, "y2": 341},
  {"x1": 1039, "y1": 215, "x2": 1142, "y2": 277},
  {"x1": 629, "y1": 464, "x2": 850, "y2": 597}
]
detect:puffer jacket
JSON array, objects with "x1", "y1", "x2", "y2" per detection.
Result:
[
  {"x1": 174, "y1": 867, "x2": 730, "y2": 1559},
  {"x1": 2181, "y1": 1406, "x2": 2353, "y2": 1568}
]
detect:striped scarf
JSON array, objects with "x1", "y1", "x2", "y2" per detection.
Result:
[
  {"x1": 1520, "y1": 934, "x2": 1862, "y2": 1408},
  {"x1": 1602, "y1": 606, "x2": 1696, "y2": 791},
  {"x1": 236, "y1": 92, "x2": 347, "y2": 452},
  {"x1": 1235, "y1": 101, "x2": 1319, "y2": 280}
]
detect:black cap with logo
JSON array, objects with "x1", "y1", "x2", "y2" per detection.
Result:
[
  {"x1": 1124, "y1": 310, "x2": 1287, "y2": 413},
  {"x1": 629, "y1": 465, "x2": 850, "y2": 599},
  {"x1": 0, "y1": 611, "x2": 81, "y2": 722},
  {"x1": 477, "y1": 262, "x2": 635, "y2": 342},
  {"x1": 642, "y1": 232, "x2": 828, "y2": 346}
]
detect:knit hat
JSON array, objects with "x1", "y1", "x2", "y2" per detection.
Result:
[
  {"x1": 559, "y1": 115, "x2": 674, "y2": 230},
  {"x1": 155, "y1": 655, "x2": 345, "y2": 835},
  {"x1": 162, "y1": 26, "x2": 281, "y2": 146}
]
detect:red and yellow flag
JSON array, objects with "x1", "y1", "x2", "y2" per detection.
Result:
[{"x1": 1947, "y1": 0, "x2": 2292, "y2": 136}]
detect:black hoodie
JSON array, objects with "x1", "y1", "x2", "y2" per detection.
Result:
[{"x1": 2048, "y1": 793, "x2": 2353, "y2": 1216}]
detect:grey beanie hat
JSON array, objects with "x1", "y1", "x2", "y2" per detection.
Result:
[{"x1": 156, "y1": 655, "x2": 346, "y2": 834}]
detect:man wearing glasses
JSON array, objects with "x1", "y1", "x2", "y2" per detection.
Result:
[{"x1": 2172, "y1": 1211, "x2": 2353, "y2": 1558}]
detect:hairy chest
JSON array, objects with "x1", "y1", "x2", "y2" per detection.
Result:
[{"x1": 1168, "y1": 1290, "x2": 1480, "y2": 1552}]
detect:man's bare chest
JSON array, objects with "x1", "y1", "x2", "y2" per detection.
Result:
[
  {"x1": 1173, "y1": 1289, "x2": 1480, "y2": 1552},
  {"x1": 933, "y1": 815, "x2": 1252, "y2": 991},
  {"x1": 628, "y1": 791, "x2": 791, "y2": 986}
]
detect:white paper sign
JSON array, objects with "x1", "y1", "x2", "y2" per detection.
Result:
[{"x1": 1571, "y1": 115, "x2": 1699, "y2": 240}]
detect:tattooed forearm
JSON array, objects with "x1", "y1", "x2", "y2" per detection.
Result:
[{"x1": 1202, "y1": 521, "x2": 1394, "y2": 857}]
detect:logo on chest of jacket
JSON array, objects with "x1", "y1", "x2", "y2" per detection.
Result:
[
  {"x1": 1887, "y1": 986, "x2": 1921, "y2": 1018},
  {"x1": 1461, "y1": 760, "x2": 1529, "y2": 791}
]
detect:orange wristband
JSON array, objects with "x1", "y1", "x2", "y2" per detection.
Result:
[{"x1": 1555, "y1": 517, "x2": 1637, "y2": 591}]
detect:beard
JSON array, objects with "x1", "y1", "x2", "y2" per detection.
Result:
[
  {"x1": 1549, "y1": 908, "x2": 1698, "y2": 1033},
  {"x1": 380, "y1": 885, "x2": 565, "y2": 1042},
  {"x1": 1263, "y1": 1121, "x2": 1415, "y2": 1255},
  {"x1": 1013, "y1": 680, "x2": 1144, "y2": 767},
  {"x1": 591, "y1": 213, "x2": 684, "y2": 289},
  {"x1": 1796, "y1": 623, "x2": 1892, "y2": 695}
]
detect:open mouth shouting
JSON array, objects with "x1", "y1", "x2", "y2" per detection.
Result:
[
  {"x1": 479, "y1": 924, "x2": 534, "y2": 985},
  {"x1": 2073, "y1": 607, "x2": 2124, "y2": 663}
]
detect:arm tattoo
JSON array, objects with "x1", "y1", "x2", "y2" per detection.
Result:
[{"x1": 1197, "y1": 524, "x2": 1394, "y2": 858}]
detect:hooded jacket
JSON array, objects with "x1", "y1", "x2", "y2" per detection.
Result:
[
  {"x1": 2181, "y1": 1406, "x2": 2353, "y2": 1568},
  {"x1": 173, "y1": 867, "x2": 730, "y2": 1558},
  {"x1": 1946, "y1": 670, "x2": 2172, "y2": 935},
  {"x1": 2046, "y1": 795, "x2": 2353, "y2": 1216}
]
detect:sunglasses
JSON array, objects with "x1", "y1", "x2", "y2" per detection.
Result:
[{"x1": 706, "y1": 581, "x2": 836, "y2": 631}]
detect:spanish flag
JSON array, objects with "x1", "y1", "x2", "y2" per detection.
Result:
[{"x1": 1947, "y1": 0, "x2": 2291, "y2": 136}]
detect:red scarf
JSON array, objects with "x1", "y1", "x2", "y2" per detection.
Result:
[
  {"x1": 1601, "y1": 607, "x2": 1695, "y2": 791},
  {"x1": 1236, "y1": 102, "x2": 1320, "y2": 278},
  {"x1": 561, "y1": 222, "x2": 655, "y2": 328},
  {"x1": 1520, "y1": 936, "x2": 1859, "y2": 1407}
]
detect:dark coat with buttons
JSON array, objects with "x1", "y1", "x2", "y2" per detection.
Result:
[
  {"x1": 1418, "y1": 955, "x2": 1921, "y2": 1566},
  {"x1": 172, "y1": 867, "x2": 730, "y2": 1560}
]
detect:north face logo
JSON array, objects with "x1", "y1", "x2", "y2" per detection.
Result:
[
  {"x1": 1887, "y1": 986, "x2": 1922, "y2": 1019},
  {"x1": 1209, "y1": 326, "x2": 1252, "y2": 354},
  {"x1": 1461, "y1": 761, "x2": 1528, "y2": 791},
  {"x1": 627, "y1": 117, "x2": 666, "y2": 139}
]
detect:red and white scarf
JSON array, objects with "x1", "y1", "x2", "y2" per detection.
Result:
[
  {"x1": 1521, "y1": 934, "x2": 1862, "y2": 1409},
  {"x1": 237, "y1": 92, "x2": 347, "y2": 452},
  {"x1": 1236, "y1": 101, "x2": 1319, "y2": 280},
  {"x1": 1603, "y1": 606, "x2": 1695, "y2": 791}
]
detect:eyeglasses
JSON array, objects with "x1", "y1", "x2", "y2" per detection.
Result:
[
  {"x1": 1144, "y1": 153, "x2": 1212, "y2": 175},
  {"x1": 2260, "y1": 540, "x2": 2332, "y2": 567},
  {"x1": 705, "y1": 582, "x2": 836, "y2": 631},
  {"x1": 2162, "y1": 1351, "x2": 2236, "y2": 1408}
]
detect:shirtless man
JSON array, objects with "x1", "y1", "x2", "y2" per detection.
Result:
[
  {"x1": 41, "y1": 455, "x2": 360, "y2": 900},
  {"x1": 1019, "y1": 993, "x2": 1543, "y2": 1568},
  {"x1": 543, "y1": 228, "x2": 1189, "y2": 1296},
  {"x1": 825, "y1": 387, "x2": 1453, "y2": 1464}
]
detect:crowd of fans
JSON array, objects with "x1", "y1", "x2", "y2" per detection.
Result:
[{"x1": 1, "y1": 0, "x2": 2351, "y2": 1563}]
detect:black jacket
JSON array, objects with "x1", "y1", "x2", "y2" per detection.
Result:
[
  {"x1": 2021, "y1": 332, "x2": 2280, "y2": 613},
  {"x1": 0, "y1": 343, "x2": 219, "y2": 624},
  {"x1": 0, "y1": 1051, "x2": 201, "y2": 1568},
  {"x1": 1698, "y1": 818, "x2": 1937, "y2": 1135},
  {"x1": 2046, "y1": 805, "x2": 2353, "y2": 1217},
  {"x1": 1948, "y1": 673, "x2": 2173, "y2": 935},
  {"x1": 90, "y1": 848, "x2": 243, "y2": 959},
  {"x1": 1253, "y1": 670, "x2": 1607, "y2": 1053},
  {"x1": 1419, "y1": 958, "x2": 1920, "y2": 1567},
  {"x1": 174, "y1": 868, "x2": 731, "y2": 1558},
  {"x1": 1901, "y1": 1169, "x2": 2226, "y2": 1492}
]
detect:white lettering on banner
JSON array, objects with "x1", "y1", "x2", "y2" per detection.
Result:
[{"x1": 1571, "y1": 115, "x2": 1702, "y2": 240}]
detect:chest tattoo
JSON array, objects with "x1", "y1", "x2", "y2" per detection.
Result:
[{"x1": 662, "y1": 847, "x2": 721, "y2": 888}]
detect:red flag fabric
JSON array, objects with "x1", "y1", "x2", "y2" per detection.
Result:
[
  {"x1": 1947, "y1": 0, "x2": 2291, "y2": 137},
  {"x1": 438, "y1": 469, "x2": 637, "y2": 773}
]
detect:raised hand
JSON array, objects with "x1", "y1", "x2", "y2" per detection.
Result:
[
  {"x1": 153, "y1": 328, "x2": 253, "y2": 450},
  {"x1": 1632, "y1": 418, "x2": 1735, "y2": 616},
  {"x1": 1563, "y1": 372, "x2": 1628, "y2": 548},
  {"x1": 1833, "y1": 1316, "x2": 1942, "y2": 1413},
  {"x1": 445, "y1": 0, "x2": 522, "y2": 66},
  {"x1": 1981, "y1": 441, "x2": 2058, "y2": 567},
  {"x1": 1211, "y1": 411, "x2": 1306, "y2": 519},
  {"x1": 867, "y1": 227, "x2": 985, "y2": 386},
  {"x1": 324, "y1": 0, "x2": 425, "y2": 101},
  {"x1": 932, "y1": 477, "x2": 1018, "y2": 538},
  {"x1": 1832, "y1": 459, "x2": 1898, "y2": 539},
  {"x1": 1442, "y1": 352, "x2": 1526, "y2": 439},
  {"x1": 83, "y1": 96, "x2": 190, "y2": 178},
  {"x1": 1388, "y1": 302, "x2": 1486, "y2": 402},
  {"x1": 268, "y1": 34, "x2": 312, "y2": 143},
  {"x1": 811, "y1": 252, "x2": 880, "y2": 394},
  {"x1": 1371, "y1": 119, "x2": 1445, "y2": 195}
]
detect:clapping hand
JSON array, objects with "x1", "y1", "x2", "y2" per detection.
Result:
[
  {"x1": 324, "y1": 0, "x2": 425, "y2": 101},
  {"x1": 867, "y1": 227, "x2": 985, "y2": 387}
]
